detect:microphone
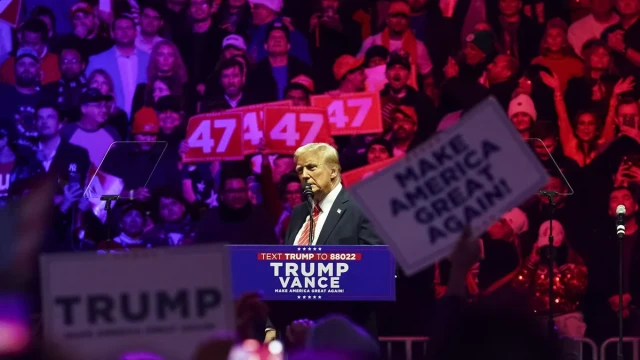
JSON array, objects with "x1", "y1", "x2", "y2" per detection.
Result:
[
  {"x1": 617, "y1": 204, "x2": 626, "y2": 239},
  {"x1": 303, "y1": 183, "x2": 314, "y2": 205}
]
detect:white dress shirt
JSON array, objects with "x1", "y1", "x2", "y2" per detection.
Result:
[
  {"x1": 116, "y1": 48, "x2": 138, "y2": 114},
  {"x1": 294, "y1": 183, "x2": 343, "y2": 246}
]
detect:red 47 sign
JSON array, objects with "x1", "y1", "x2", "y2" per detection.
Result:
[
  {"x1": 264, "y1": 107, "x2": 332, "y2": 154},
  {"x1": 183, "y1": 112, "x2": 244, "y2": 162},
  {"x1": 311, "y1": 92, "x2": 383, "y2": 136},
  {"x1": 234, "y1": 100, "x2": 292, "y2": 155},
  {"x1": 342, "y1": 157, "x2": 399, "y2": 188}
]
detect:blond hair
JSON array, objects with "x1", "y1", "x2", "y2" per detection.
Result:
[{"x1": 294, "y1": 142, "x2": 342, "y2": 175}]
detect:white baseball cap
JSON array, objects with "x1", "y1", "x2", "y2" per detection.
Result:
[{"x1": 222, "y1": 34, "x2": 247, "y2": 51}]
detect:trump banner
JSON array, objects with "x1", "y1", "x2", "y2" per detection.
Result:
[
  {"x1": 349, "y1": 97, "x2": 550, "y2": 276},
  {"x1": 228, "y1": 245, "x2": 395, "y2": 301},
  {"x1": 40, "y1": 245, "x2": 234, "y2": 360}
]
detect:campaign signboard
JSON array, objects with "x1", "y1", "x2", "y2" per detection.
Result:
[
  {"x1": 310, "y1": 92, "x2": 383, "y2": 136},
  {"x1": 228, "y1": 245, "x2": 395, "y2": 301},
  {"x1": 40, "y1": 245, "x2": 234, "y2": 360},
  {"x1": 349, "y1": 97, "x2": 550, "y2": 276}
]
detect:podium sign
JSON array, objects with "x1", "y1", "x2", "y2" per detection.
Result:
[{"x1": 228, "y1": 245, "x2": 395, "y2": 301}]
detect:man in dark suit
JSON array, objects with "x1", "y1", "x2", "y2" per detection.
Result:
[{"x1": 268, "y1": 142, "x2": 382, "y2": 341}]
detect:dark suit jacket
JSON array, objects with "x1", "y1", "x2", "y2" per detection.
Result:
[
  {"x1": 270, "y1": 186, "x2": 381, "y2": 337},
  {"x1": 284, "y1": 186, "x2": 382, "y2": 246}
]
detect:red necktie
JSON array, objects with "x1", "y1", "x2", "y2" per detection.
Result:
[{"x1": 297, "y1": 205, "x2": 322, "y2": 245}]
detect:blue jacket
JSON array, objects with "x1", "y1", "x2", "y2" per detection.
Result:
[
  {"x1": 85, "y1": 47, "x2": 150, "y2": 117},
  {"x1": 247, "y1": 19, "x2": 311, "y2": 66}
]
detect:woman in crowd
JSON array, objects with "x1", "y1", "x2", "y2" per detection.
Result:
[{"x1": 87, "y1": 69, "x2": 129, "y2": 139}]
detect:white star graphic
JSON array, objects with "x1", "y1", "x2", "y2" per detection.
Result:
[
  {"x1": 313, "y1": 247, "x2": 317, "y2": 251},
  {"x1": 297, "y1": 296, "x2": 301, "y2": 299},
  {"x1": 318, "y1": 248, "x2": 322, "y2": 251},
  {"x1": 318, "y1": 296, "x2": 322, "y2": 299},
  {"x1": 303, "y1": 247, "x2": 307, "y2": 251},
  {"x1": 302, "y1": 296, "x2": 306, "y2": 299},
  {"x1": 297, "y1": 247, "x2": 301, "y2": 251},
  {"x1": 313, "y1": 296, "x2": 317, "y2": 299}
]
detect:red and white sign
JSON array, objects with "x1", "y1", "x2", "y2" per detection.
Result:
[
  {"x1": 233, "y1": 101, "x2": 292, "y2": 155},
  {"x1": 184, "y1": 112, "x2": 244, "y2": 162},
  {"x1": 0, "y1": 0, "x2": 21, "y2": 27},
  {"x1": 342, "y1": 157, "x2": 399, "y2": 188},
  {"x1": 311, "y1": 92, "x2": 383, "y2": 136},
  {"x1": 264, "y1": 106, "x2": 332, "y2": 154}
]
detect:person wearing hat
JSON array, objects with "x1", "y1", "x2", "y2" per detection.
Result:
[
  {"x1": 462, "y1": 30, "x2": 497, "y2": 70},
  {"x1": 54, "y1": 2, "x2": 113, "y2": 58},
  {"x1": 389, "y1": 105, "x2": 418, "y2": 156},
  {"x1": 358, "y1": 1, "x2": 432, "y2": 79},
  {"x1": 253, "y1": 21, "x2": 311, "y2": 100},
  {"x1": 508, "y1": 93, "x2": 537, "y2": 139},
  {"x1": 284, "y1": 75, "x2": 314, "y2": 106},
  {"x1": 247, "y1": 0, "x2": 311, "y2": 66},
  {"x1": 84, "y1": 14, "x2": 150, "y2": 117},
  {"x1": 60, "y1": 88, "x2": 120, "y2": 167},
  {"x1": 364, "y1": 45, "x2": 390, "y2": 68},
  {"x1": 97, "y1": 203, "x2": 152, "y2": 253},
  {"x1": 221, "y1": 34, "x2": 247, "y2": 60},
  {"x1": 0, "y1": 18, "x2": 61, "y2": 85},
  {"x1": 154, "y1": 94, "x2": 185, "y2": 145},
  {"x1": 332, "y1": 54, "x2": 366, "y2": 93}
]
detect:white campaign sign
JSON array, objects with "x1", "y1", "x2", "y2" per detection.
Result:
[
  {"x1": 40, "y1": 245, "x2": 234, "y2": 360},
  {"x1": 349, "y1": 98, "x2": 549, "y2": 275}
]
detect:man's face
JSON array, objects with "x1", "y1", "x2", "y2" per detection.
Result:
[
  {"x1": 296, "y1": 150, "x2": 336, "y2": 195},
  {"x1": 387, "y1": 14, "x2": 409, "y2": 33},
  {"x1": 90, "y1": 74, "x2": 111, "y2": 95},
  {"x1": 133, "y1": 133, "x2": 158, "y2": 150},
  {"x1": 158, "y1": 110, "x2": 181, "y2": 134},
  {"x1": 223, "y1": 46, "x2": 244, "y2": 59},
  {"x1": 617, "y1": 0, "x2": 640, "y2": 16},
  {"x1": 120, "y1": 209, "x2": 145, "y2": 237},
  {"x1": 321, "y1": 0, "x2": 339, "y2": 12},
  {"x1": 81, "y1": 101, "x2": 108, "y2": 123},
  {"x1": 72, "y1": 11, "x2": 97, "y2": 37},
  {"x1": 252, "y1": 4, "x2": 274, "y2": 25},
  {"x1": 265, "y1": 29, "x2": 289, "y2": 55},
  {"x1": 220, "y1": 65, "x2": 244, "y2": 97},
  {"x1": 609, "y1": 188, "x2": 638, "y2": 217},
  {"x1": 36, "y1": 107, "x2": 61, "y2": 138},
  {"x1": 21, "y1": 31, "x2": 45, "y2": 56},
  {"x1": 285, "y1": 88, "x2": 308, "y2": 106},
  {"x1": 159, "y1": 197, "x2": 186, "y2": 223},
  {"x1": 463, "y1": 42, "x2": 486, "y2": 66},
  {"x1": 392, "y1": 112, "x2": 417, "y2": 141},
  {"x1": 545, "y1": 28, "x2": 565, "y2": 52},
  {"x1": 487, "y1": 56, "x2": 510, "y2": 84},
  {"x1": 112, "y1": 18, "x2": 136, "y2": 46},
  {"x1": 386, "y1": 64, "x2": 410, "y2": 89},
  {"x1": 499, "y1": 0, "x2": 522, "y2": 16},
  {"x1": 367, "y1": 144, "x2": 390, "y2": 164},
  {"x1": 60, "y1": 49, "x2": 84, "y2": 79},
  {"x1": 140, "y1": 7, "x2": 163, "y2": 36},
  {"x1": 14, "y1": 57, "x2": 39, "y2": 87},
  {"x1": 190, "y1": 0, "x2": 213, "y2": 22},
  {"x1": 617, "y1": 103, "x2": 640, "y2": 132},
  {"x1": 221, "y1": 178, "x2": 250, "y2": 210},
  {"x1": 284, "y1": 181, "x2": 302, "y2": 207},
  {"x1": 345, "y1": 68, "x2": 366, "y2": 91},
  {"x1": 532, "y1": 137, "x2": 557, "y2": 160}
]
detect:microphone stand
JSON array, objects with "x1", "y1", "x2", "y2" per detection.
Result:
[
  {"x1": 100, "y1": 195, "x2": 120, "y2": 252},
  {"x1": 540, "y1": 190, "x2": 558, "y2": 341},
  {"x1": 617, "y1": 217, "x2": 625, "y2": 360}
]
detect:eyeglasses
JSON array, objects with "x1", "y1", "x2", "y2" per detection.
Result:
[{"x1": 61, "y1": 58, "x2": 80, "y2": 64}]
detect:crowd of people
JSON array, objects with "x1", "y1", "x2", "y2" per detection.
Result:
[{"x1": 1, "y1": 0, "x2": 640, "y2": 357}]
